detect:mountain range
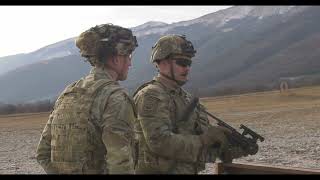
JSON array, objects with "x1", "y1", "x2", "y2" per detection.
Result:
[{"x1": 1, "y1": 6, "x2": 320, "y2": 104}]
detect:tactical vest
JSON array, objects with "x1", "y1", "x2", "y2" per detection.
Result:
[{"x1": 49, "y1": 78, "x2": 122, "y2": 174}]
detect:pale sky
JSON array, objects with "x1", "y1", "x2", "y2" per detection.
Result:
[{"x1": 0, "y1": 6, "x2": 231, "y2": 58}]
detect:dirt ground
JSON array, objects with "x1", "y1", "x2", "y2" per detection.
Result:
[
  {"x1": 199, "y1": 87, "x2": 320, "y2": 173},
  {"x1": 0, "y1": 86, "x2": 319, "y2": 174},
  {"x1": 0, "y1": 112, "x2": 49, "y2": 174}
]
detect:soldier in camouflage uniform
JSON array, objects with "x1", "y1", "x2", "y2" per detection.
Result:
[
  {"x1": 35, "y1": 24, "x2": 139, "y2": 174},
  {"x1": 133, "y1": 34, "x2": 247, "y2": 174}
]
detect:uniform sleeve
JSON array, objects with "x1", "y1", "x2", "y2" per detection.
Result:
[
  {"x1": 196, "y1": 103, "x2": 211, "y2": 132},
  {"x1": 135, "y1": 89, "x2": 205, "y2": 163},
  {"x1": 35, "y1": 113, "x2": 57, "y2": 174},
  {"x1": 101, "y1": 90, "x2": 136, "y2": 174}
]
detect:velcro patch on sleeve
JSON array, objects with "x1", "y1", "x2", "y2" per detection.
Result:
[{"x1": 140, "y1": 95, "x2": 160, "y2": 117}]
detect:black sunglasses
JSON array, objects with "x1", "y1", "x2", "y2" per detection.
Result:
[{"x1": 174, "y1": 59, "x2": 192, "y2": 67}]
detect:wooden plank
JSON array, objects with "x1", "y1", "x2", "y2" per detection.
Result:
[{"x1": 213, "y1": 162, "x2": 320, "y2": 174}]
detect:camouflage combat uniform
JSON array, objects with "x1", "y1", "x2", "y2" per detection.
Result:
[
  {"x1": 36, "y1": 67, "x2": 138, "y2": 174},
  {"x1": 133, "y1": 33, "x2": 254, "y2": 173},
  {"x1": 133, "y1": 75, "x2": 219, "y2": 174},
  {"x1": 35, "y1": 24, "x2": 139, "y2": 174}
]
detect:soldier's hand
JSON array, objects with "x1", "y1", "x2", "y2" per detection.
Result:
[
  {"x1": 220, "y1": 146, "x2": 249, "y2": 163},
  {"x1": 215, "y1": 126, "x2": 232, "y2": 138},
  {"x1": 199, "y1": 126, "x2": 229, "y2": 150}
]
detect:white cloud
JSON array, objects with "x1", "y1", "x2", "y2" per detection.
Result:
[{"x1": 0, "y1": 6, "x2": 230, "y2": 57}]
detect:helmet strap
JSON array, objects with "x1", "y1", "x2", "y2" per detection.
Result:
[
  {"x1": 159, "y1": 60, "x2": 186, "y2": 86},
  {"x1": 171, "y1": 60, "x2": 188, "y2": 86},
  {"x1": 169, "y1": 60, "x2": 176, "y2": 82}
]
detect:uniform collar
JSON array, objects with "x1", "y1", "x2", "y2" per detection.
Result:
[
  {"x1": 90, "y1": 66, "x2": 118, "y2": 83},
  {"x1": 154, "y1": 74, "x2": 182, "y2": 95}
]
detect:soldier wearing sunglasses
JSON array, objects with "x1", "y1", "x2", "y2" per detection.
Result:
[{"x1": 132, "y1": 34, "x2": 239, "y2": 174}]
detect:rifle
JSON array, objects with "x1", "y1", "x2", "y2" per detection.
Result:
[
  {"x1": 182, "y1": 97, "x2": 265, "y2": 157},
  {"x1": 205, "y1": 109, "x2": 264, "y2": 154}
]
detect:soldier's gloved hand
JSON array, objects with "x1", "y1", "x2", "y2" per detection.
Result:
[
  {"x1": 231, "y1": 146, "x2": 249, "y2": 158},
  {"x1": 220, "y1": 146, "x2": 249, "y2": 163},
  {"x1": 199, "y1": 126, "x2": 230, "y2": 150},
  {"x1": 217, "y1": 126, "x2": 232, "y2": 136}
]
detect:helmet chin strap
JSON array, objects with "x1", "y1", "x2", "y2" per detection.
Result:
[{"x1": 160, "y1": 61, "x2": 187, "y2": 86}]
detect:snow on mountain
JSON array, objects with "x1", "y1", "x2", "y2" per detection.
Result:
[
  {"x1": 131, "y1": 21, "x2": 168, "y2": 31},
  {"x1": 131, "y1": 6, "x2": 310, "y2": 37},
  {"x1": 31, "y1": 37, "x2": 77, "y2": 60},
  {"x1": 131, "y1": 21, "x2": 170, "y2": 37},
  {"x1": 170, "y1": 6, "x2": 309, "y2": 27}
]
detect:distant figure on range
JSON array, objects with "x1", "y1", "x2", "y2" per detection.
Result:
[
  {"x1": 133, "y1": 34, "x2": 249, "y2": 174},
  {"x1": 36, "y1": 23, "x2": 139, "y2": 174}
]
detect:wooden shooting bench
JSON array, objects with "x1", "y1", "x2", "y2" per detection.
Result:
[{"x1": 213, "y1": 162, "x2": 320, "y2": 174}]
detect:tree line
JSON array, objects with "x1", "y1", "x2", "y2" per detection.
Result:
[{"x1": 0, "y1": 99, "x2": 54, "y2": 115}]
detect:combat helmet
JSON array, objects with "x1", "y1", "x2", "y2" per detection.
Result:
[
  {"x1": 75, "y1": 23, "x2": 138, "y2": 65},
  {"x1": 150, "y1": 34, "x2": 196, "y2": 63}
]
